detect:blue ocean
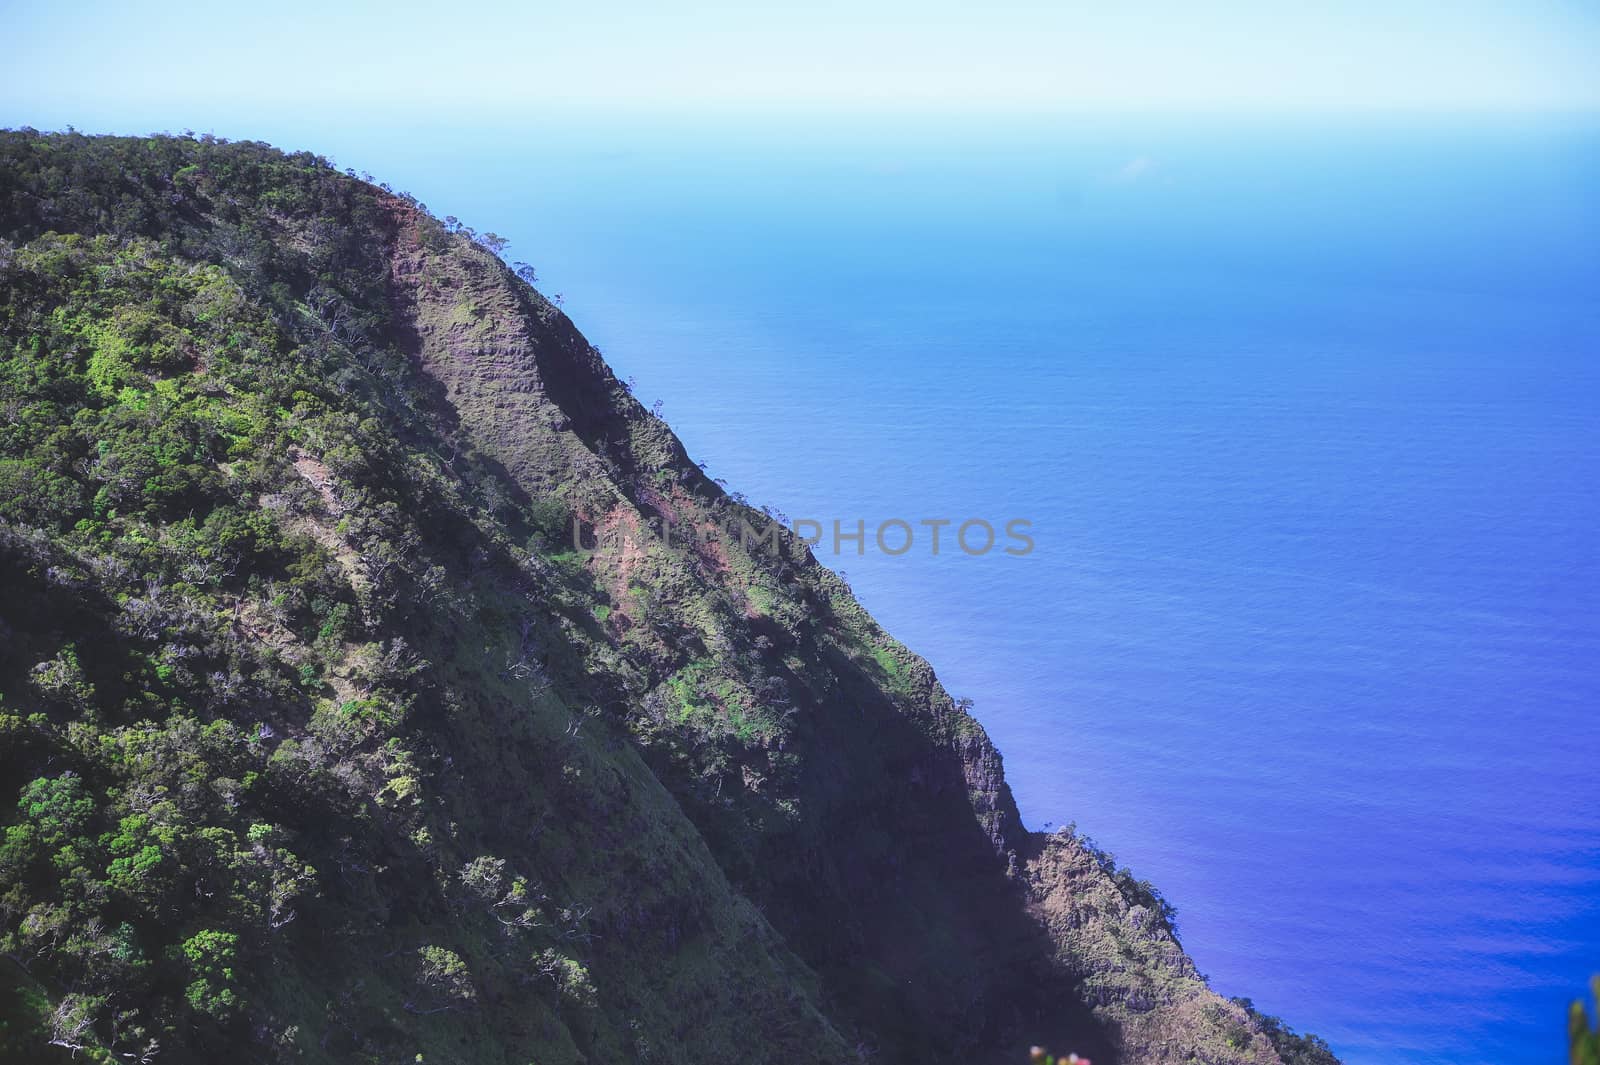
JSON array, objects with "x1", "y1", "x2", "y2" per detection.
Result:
[{"x1": 294, "y1": 113, "x2": 1597, "y2": 1063}]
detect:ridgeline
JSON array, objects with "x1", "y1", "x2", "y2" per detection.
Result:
[{"x1": 0, "y1": 130, "x2": 1335, "y2": 1065}]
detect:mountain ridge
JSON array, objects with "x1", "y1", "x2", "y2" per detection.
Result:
[{"x1": 0, "y1": 129, "x2": 1335, "y2": 1065}]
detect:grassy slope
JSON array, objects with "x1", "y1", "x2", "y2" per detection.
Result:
[{"x1": 0, "y1": 131, "x2": 1332, "y2": 1065}]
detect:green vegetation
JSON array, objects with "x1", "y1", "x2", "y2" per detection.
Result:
[
  {"x1": 1232, "y1": 999, "x2": 1341, "y2": 1065},
  {"x1": 1062, "y1": 823, "x2": 1180, "y2": 938},
  {"x1": 1574, "y1": 978, "x2": 1600, "y2": 1065}
]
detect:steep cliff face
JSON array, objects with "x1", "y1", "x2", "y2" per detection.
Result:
[{"x1": 0, "y1": 131, "x2": 1331, "y2": 1065}]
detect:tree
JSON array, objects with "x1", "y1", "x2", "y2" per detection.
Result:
[
  {"x1": 17, "y1": 773, "x2": 95, "y2": 850},
  {"x1": 410, "y1": 946, "x2": 475, "y2": 1013},
  {"x1": 48, "y1": 994, "x2": 104, "y2": 1054},
  {"x1": 1574, "y1": 978, "x2": 1600, "y2": 1065},
  {"x1": 181, "y1": 930, "x2": 241, "y2": 1020}
]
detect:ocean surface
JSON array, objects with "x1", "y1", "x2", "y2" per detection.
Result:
[{"x1": 289, "y1": 113, "x2": 1595, "y2": 1063}]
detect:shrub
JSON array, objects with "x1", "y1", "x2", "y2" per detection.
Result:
[
  {"x1": 1574, "y1": 978, "x2": 1600, "y2": 1065},
  {"x1": 181, "y1": 929, "x2": 241, "y2": 1020}
]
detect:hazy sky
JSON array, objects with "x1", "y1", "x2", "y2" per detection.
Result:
[{"x1": 2, "y1": 0, "x2": 1598, "y2": 125}]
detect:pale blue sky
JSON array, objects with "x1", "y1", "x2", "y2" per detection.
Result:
[{"x1": 2, "y1": 0, "x2": 1597, "y2": 125}]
